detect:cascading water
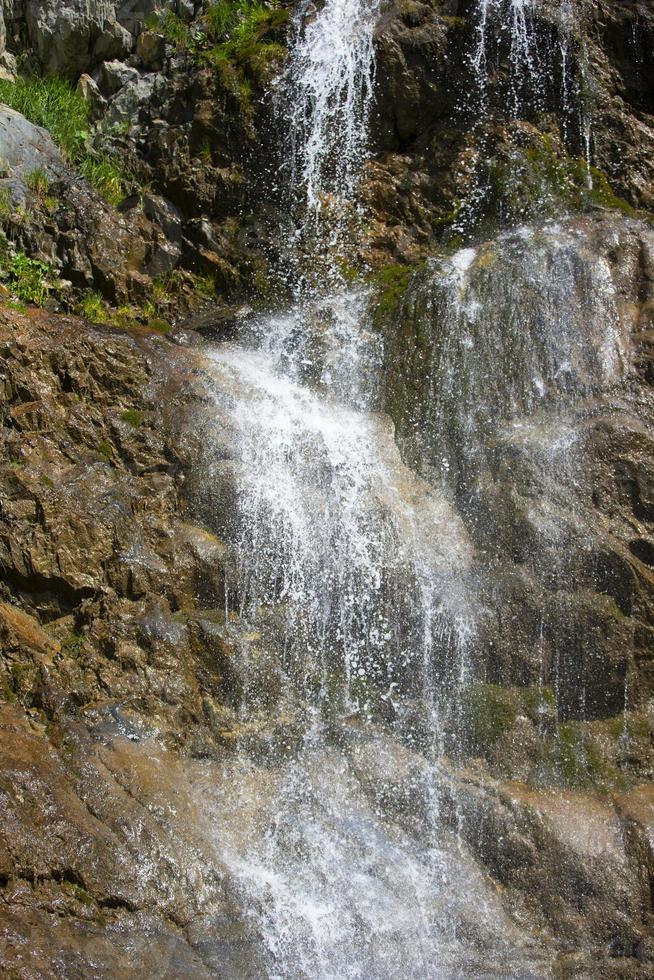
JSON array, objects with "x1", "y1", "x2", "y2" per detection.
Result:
[
  {"x1": 396, "y1": 223, "x2": 630, "y2": 493},
  {"x1": 190, "y1": 0, "x2": 614, "y2": 976},
  {"x1": 283, "y1": 0, "x2": 379, "y2": 215},
  {"x1": 457, "y1": 0, "x2": 594, "y2": 231}
]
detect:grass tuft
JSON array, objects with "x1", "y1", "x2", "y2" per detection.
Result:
[{"x1": 0, "y1": 75, "x2": 129, "y2": 205}]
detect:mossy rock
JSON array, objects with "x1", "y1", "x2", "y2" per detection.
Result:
[
  {"x1": 485, "y1": 133, "x2": 645, "y2": 226},
  {"x1": 463, "y1": 683, "x2": 520, "y2": 750},
  {"x1": 369, "y1": 262, "x2": 420, "y2": 328}
]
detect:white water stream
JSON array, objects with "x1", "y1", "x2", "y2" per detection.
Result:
[{"x1": 193, "y1": 0, "x2": 604, "y2": 975}]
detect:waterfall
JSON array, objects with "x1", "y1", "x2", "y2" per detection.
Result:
[
  {"x1": 458, "y1": 0, "x2": 594, "y2": 231},
  {"x1": 397, "y1": 224, "x2": 630, "y2": 492},
  {"x1": 191, "y1": 0, "x2": 583, "y2": 974},
  {"x1": 283, "y1": 0, "x2": 379, "y2": 215}
]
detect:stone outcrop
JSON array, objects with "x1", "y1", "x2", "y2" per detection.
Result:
[{"x1": 379, "y1": 214, "x2": 654, "y2": 728}]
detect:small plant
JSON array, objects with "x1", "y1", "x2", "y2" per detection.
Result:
[
  {"x1": 196, "y1": 274, "x2": 217, "y2": 297},
  {"x1": 77, "y1": 291, "x2": 109, "y2": 323},
  {"x1": 26, "y1": 168, "x2": 50, "y2": 197},
  {"x1": 121, "y1": 409, "x2": 144, "y2": 427},
  {"x1": 0, "y1": 252, "x2": 57, "y2": 305},
  {"x1": 98, "y1": 440, "x2": 113, "y2": 461}
]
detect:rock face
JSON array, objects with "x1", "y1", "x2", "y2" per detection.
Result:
[
  {"x1": 25, "y1": 1, "x2": 134, "y2": 78},
  {"x1": 0, "y1": 0, "x2": 654, "y2": 976},
  {"x1": 0, "y1": 106, "x2": 68, "y2": 179},
  {"x1": 375, "y1": 215, "x2": 654, "y2": 792},
  {"x1": 0, "y1": 105, "x2": 188, "y2": 303},
  {"x1": 0, "y1": 306, "x2": 258, "y2": 974}
]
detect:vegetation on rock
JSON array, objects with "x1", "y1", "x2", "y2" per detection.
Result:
[{"x1": 0, "y1": 75, "x2": 128, "y2": 204}]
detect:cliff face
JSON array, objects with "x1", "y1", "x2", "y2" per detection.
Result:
[{"x1": 1, "y1": 1, "x2": 654, "y2": 977}]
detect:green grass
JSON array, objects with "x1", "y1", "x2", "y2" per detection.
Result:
[
  {"x1": 0, "y1": 250, "x2": 58, "y2": 305},
  {"x1": 0, "y1": 75, "x2": 88, "y2": 159},
  {"x1": 0, "y1": 75, "x2": 129, "y2": 205},
  {"x1": 75, "y1": 291, "x2": 172, "y2": 334},
  {"x1": 0, "y1": 188, "x2": 11, "y2": 222},
  {"x1": 79, "y1": 157, "x2": 125, "y2": 207},
  {"x1": 26, "y1": 169, "x2": 49, "y2": 196},
  {"x1": 146, "y1": 10, "x2": 193, "y2": 48},
  {"x1": 207, "y1": 0, "x2": 287, "y2": 54},
  {"x1": 146, "y1": 1, "x2": 288, "y2": 107}
]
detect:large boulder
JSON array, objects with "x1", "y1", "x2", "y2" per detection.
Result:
[
  {"x1": 0, "y1": 105, "x2": 68, "y2": 189},
  {"x1": 25, "y1": 0, "x2": 134, "y2": 78}
]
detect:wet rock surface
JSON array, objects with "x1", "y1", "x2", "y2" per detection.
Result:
[
  {"x1": 0, "y1": 259, "x2": 652, "y2": 975},
  {"x1": 0, "y1": 0, "x2": 654, "y2": 976}
]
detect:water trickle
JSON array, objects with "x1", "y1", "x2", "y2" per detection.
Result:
[
  {"x1": 457, "y1": 0, "x2": 593, "y2": 232},
  {"x1": 398, "y1": 224, "x2": 630, "y2": 491}
]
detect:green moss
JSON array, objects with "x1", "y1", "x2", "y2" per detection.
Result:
[
  {"x1": 62, "y1": 881, "x2": 96, "y2": 907},
  {"x1": 196, "y1": 274, "x2": 218, "y2": 297},
  {"x1": 1, "y1": 674, "x2": 15, "y2": 702},
  {"x1": 538, "y1": 721, "x2": 626, "y2": 793},
  {"x1": 146, "y1": 317, "x2": 172, "y2": 335},
  {"x1": 464, "y1": 683, "x2": 519, "y2": 750},
  {"x1": 4, "y1": 300, "x2": 28, "y2": 314},
  {"x1": 522, "y1": 686, "x2": 556, "y2": 724},
  {"x1": 606, "y1": 714, "x2": 651, "y2": 740},
  {"x1": 10, "y1": 662, "x2": 36, "y2": 694},
  {"x1": 433, "y1": 198, "x2": 462, "y2": 231},
  {"x1": 121, "y1": 409, "x2": 144, "y2": 427},
  {"x1": 487, "y1": 134, "x2": 643, "y2": 225},
  {"x1": 369, "y1": 263, "x2": 415, "y2": 323},
  {"x1": 61, "y1": 630, "x2": 84, "y2": 657},
  {"x1": 98, "y1": 440, "x2": 113, "y2": 461}
]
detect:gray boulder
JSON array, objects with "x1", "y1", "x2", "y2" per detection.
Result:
[
  {"x1": 97, "y1": 58, "x2": 140, "y2": 96},
  {"x1": 25, "y1": 0, "x2": 134, "y2": 78},
  {"x1": 0, "y1": 104, "x2": 68, "y2": 191}
]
